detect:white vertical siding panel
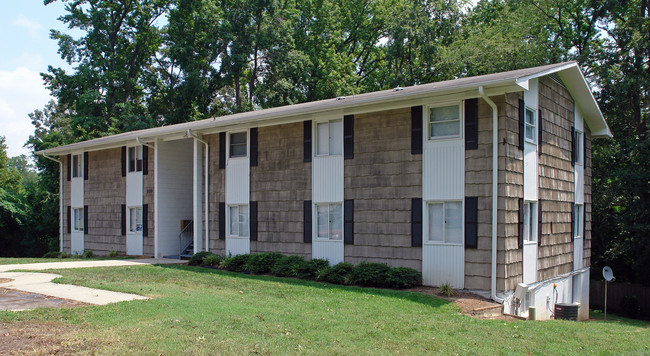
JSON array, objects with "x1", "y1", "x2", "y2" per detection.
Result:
[
  {"x1": 313, "y1": 155, "x2": 343, "y2": 203},
  {"x1": 573, "y1": 237, "x2": 583, "y2": 270},
  {"x1": 524, "y1": 144, "x2": 538, "y2": 200},
  {"x1": 226, "y1": 237, "x2": 250, "y2": 256},
  {"x1": 126, "y1": 171, "x2": 143, "y2": 207},
  {"x1": 422, "y1": 244, "x2": 464, "y2": 288},
  {"x1": 312, "y1": 240, "x2": 344, "y2": 265},
  {"x1": 226, "y1": 158, "x2": 250, "y2": 205},
  {"x1": 523, "y1": 242, "x2": 537, "y2": 284},
  {"x1": 423, "y1": 140, "x2": 464, "y2": 201}
]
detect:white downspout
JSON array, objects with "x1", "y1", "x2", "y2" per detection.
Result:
[
  {"x1": 479, "y1": 86, "x2": 504, "y2": 303},
  {"x1": 42, "y1": 154, "x2": 63, "y2": 253},
  {"x1": 186, "y1": 130, "x2": 210, "y2": 252}
]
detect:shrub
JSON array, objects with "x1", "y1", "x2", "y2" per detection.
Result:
[
  {"x1": 619, "y1": 295, "x2": 640, "y2": 318},
  {"x1": 188, "y1": 251, "x2": 214, "y2": 266},
  {"x1": 109, "y1": 251, "x2": 119, "y2": 258},
  {"x1": 222, "y1": 254, "x2": 252, "y2": 272},
  {"x1": 244, "y1": 252, "x2": 285, "y2": 274},
  {"x1": 439, "y1": 283, "x2": 455, "y2": 297},
  {"x1": 203, "y1": 254, "x2": 224, "y2": 267},
  {"x1": 318, "y1": 262, "x2": 354, "y2": 284},
  {"x1": 384, "y1": 267, "x2": 422, "y2": 289},
  {"x1": 271, "y1": 255, "x2": 306, "y2": 277},
  {"x1": 59, "y1": 252, "x2": 69, "y2": 259},
  {"x1": 82, "y1": 250, "x2": 94, "y2": 258},
  {"x1": 43, "y1": 251, "x2": 61, "y2": 258},
  {"x1": 297, "y1": 259, "x2": 330, "y2": 280},
  {"x1": 347, "y1": 262, "x2": 391, "y2": 287}
]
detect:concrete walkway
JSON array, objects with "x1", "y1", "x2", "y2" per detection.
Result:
[{"x1": 0, "y1": 258, "x2": 186, "y2": 310}]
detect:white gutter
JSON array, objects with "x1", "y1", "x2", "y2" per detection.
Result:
[
  {"x1": 42, "y1": 154, "x2": 64, "y2": 253},
  {"x1": 479, "y1": 86, "x2": 504, "y2": 304},
  {"x1": 186, "y1": 130, "x2": 210, "y2": 252}
]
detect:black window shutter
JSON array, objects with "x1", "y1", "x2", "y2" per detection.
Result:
[
  {"x1": 518, "y1": 99, "x2": 525, "y2": 150},
  {"x1": 250, "y1": 128, "x2": 258, "y2": 167},
  {"x1": 218, "y1": 132, "x2": 226, "y2": 169},
  {"x1": 84, "y1": 205, "x2": 88, "y2": 235},
  {"x1": 411, "y1": 198, "x2": 423, "y2": 247},
  {"x1": 143, "y1": 204, "x2": 149, "y2": 237},
  {"x1": 571, "y1": 126, "x2": 576, "y2": 166},
  {"x1": 344, "y1": 115, "x2": 354, "y2": 159},
  {"x1": 518, "y1": 198, "x2": 524, "y2": 248},
  {"x1": 67, "y1": 154, "x2": 71, "y2": 181},
  {"x1": 83, "y1": 152, "x2": 89, "y2": 180},
  {"x1": 465, "y1": 99, "x2": 478, "y2": 150},
  {"x1": 571, "y1": 204, "x2": 575, "y2": 242},
  {"x1": 143, "y1": 145, "x2": 149, "y2": 175},
  {"x1": 411, "y1": 106, "x2": 423, "y2": 154},
  {"x1": 465, "y1": 197, "x2": 478, "y2": 249},
  {"x1": 303, "y1": 200, "x2": 312, "y2": 243},
  {"x1": 250, "y1": 201, "x2": 258, "y2": 241},
  {"x1": 219, "y1": 202, "x2": 225, "y2": 239},
  {"x1": 121, "y1": 146, "x2": 127, "y2": 177},
  {"x1": 538, "y1": 109, "x2": 543, "y2": 156},
  {"x1": 303, "y1": 121, "x2": 312, "y2": 162},
  {"x1": 67, "y1": 206, "x2": 71, "y2": 233},
  {"x1": 121, "y1": 204, "x2": 126, "y2": 236},
  {"x1": 538, "y1": 200, "x2": 543, "y2": 246},
  {"x1": 344, "y1": 199, "x2": 354, "y2": 245}
]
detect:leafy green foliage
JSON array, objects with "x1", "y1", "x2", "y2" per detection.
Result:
[
  {"x1": 222, "y1": 254, "x2": 252, "y2": 272},
  {"x1": 188, "y1": 251, "x2": 214, "y2": 266},
  {"x1": 296, "y1": 258, "x2": 330, "y2": 280},
  {"x1": 270, "y1": 255, "x2": 306, "y2": 277},
  {"x1": 202, "y1": 254, "x2": 224, "y2": 267},
  {"x1": 385, "y1": 267, "x2": 422, "y2": 289},
  {"x1": 318, "y1": 262, "x2": 355, "y2": 285},
  {"x1": 244, "y1": 252, "x2": 285, "y2": 274},
  {"x1": 439, "y1": 283, "x2": 455, "y2": 297},
  {"x1": 347, "y1": 262, "x2": 392, "y2": 287}
]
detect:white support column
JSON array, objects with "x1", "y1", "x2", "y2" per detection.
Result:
[
  {"x1": 193, "y1": 138, "x2": 204, "y2": 253},
  {"x1": 154, "y1": 138, "x2": 160, "y2": 258}
]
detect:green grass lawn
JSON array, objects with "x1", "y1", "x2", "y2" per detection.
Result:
[{"x1": 1, "y1": 264, "x2": 648, "y2": 355}]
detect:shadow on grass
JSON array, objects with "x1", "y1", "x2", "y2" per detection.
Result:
[
  {"x1": 156, "y1": 263, "x2": 451, "y2": 309},
  {"x1": 588, "y1": 309, "x2": 650, "y2": 327}
]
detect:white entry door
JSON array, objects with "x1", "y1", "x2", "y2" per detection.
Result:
[
  {"x1": 312, "y1": 202, "x2": 344, "y2": 265},
  {"x1": 126, "y1": 206, "x2": 144, "y2": 255},
  {"x1": 422, "y1": 200, "x2": 465, "y2": 288}
]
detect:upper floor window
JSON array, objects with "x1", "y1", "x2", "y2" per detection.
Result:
[
  {"x1": 524, "y1": 201, "x2": 537, "y2": 243},
  {"x1": 316, "y1": 120, "x2": 342, "y2": 156},
  {"x1": 229, "y1": 132, "x2": 247, "y2": 158},
  {"x1": 575, "y1": 131, "x2": 583, "y2": 165},
  {"x1": 525, "y1": 108, "x2": 536, "y2": 143},
  {"x1": 72, "y1": 154, "x2": 83, "y2": 178},
  {"x1": 428, "y1": 201, "x2": 462, "y2": 244},
  {"x1": 128, "y1": 146, "x2": 143, "y2": 172},
  {"x1": 429, "y1": 105, "x2": 461, "y2": 139}
]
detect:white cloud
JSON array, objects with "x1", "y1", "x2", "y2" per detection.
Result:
[
  {"x1": 0, "y1": 67, "x2": 51, "y2": 158},
  {"x1": 12, "y1": 14, "x2": 43, "y2": 39}
]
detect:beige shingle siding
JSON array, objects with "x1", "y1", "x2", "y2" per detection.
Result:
[
  {"x1": 207, "y1": 133, "x2": 225, "y2": 253},
  {"x1": 343, "y1": 108, "x2": 422, "y2": 270},
  {"x1": 249, "y1": 122, "x2": 312, "y2": 257},
  {"x1": 83, "y1": 148, "x2": 126, "y2": 255}
]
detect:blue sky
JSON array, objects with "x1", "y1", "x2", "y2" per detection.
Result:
[{"x1": 0, "y1": 1, "x2": 72, "y2": 158}]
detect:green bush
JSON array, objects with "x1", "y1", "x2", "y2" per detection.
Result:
[
  {"x1": 59, "y1": 252, "x2": 69, "y2": 259},
  {"x1": 318, "y1": 262, "x2": 354, "y2": 284},
  {"x1": 244, "y1": 252, "x2": 285, "y2": 274},
  {"x1": 439, "y1": 283, "x2": 455, "y2": 297},
  {"x1": 42, "y1": 251, "x2": 61, "y2": 258},
  {"x1": 109, "y1": 251, "x2": 119, "y2": 258},
  {"x1": 188, "y1": 251, "x2": 214, "y2": 266},
  {"x1": 297, "y1": 258, "x2": 330, "y2": 280},
  {"x1": 347, "y1": 262, "x2": 391, "y2": 287},
  {"x1": 82, "y1": 250, "x2": 94, "y2": 258},
  {"x1": 385, "y1": 267, "x2": 422, "y2": 289},
  {"x1": 222, "y1": 254, "x2": 252, "y2": 272},
  {"x1": 271, "y1": 255, "x2": 306, "y2": 277},
  {"x1": 203, "y1": 254, "x2": 224, "y2": 267}
]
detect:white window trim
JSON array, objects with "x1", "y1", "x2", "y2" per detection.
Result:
[
  {"x1": 524, "y1": 201, "x2": 537, "y2": 244},
  {"x1": 426, "y1": 102, "x2": 463, "y2": 141},
  {"x1": 315, "y1": 202, "x2": 343, "y2": 241},
  {"x1": 128, "y1": 206, "x2": 143, "y2": 234},
  {"x1": 71, "y1": 153, "x2": 83, "y2": 178},
  {"x1": 525, "y1": 107, "x2": 536, "y2": 144},
  {"x1": 228, "y1": 204, "x2": 249, "y2": 238},
  {"x1": 314, "y1": 119, "x2": 343, "y2": 157},
  {"x1": 72, "y1": 207, "x2": 84, "y2": 232},
  {"x1": 127, "y1": 146, "x2": 143, "y2": 173},
  {"x1": 425, "y1": 200, "x2": 464, "y2": 246},
  {"x1": 575, "y1": 130, "x2": 583, "y2": 165},
  {"x1": 228, "y1": 131, "x2": 249, "y2": 160}
]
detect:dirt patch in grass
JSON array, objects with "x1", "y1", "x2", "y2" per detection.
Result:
[
  {"x1": 0, "y1": 322, "x2": 89, "y2": 355},
  {"x1": 0, "y1": 288, "x2": 89, "y2": 311},
  {"x1": 410, "y1": 286, "x2": 517, "y2": 320}
]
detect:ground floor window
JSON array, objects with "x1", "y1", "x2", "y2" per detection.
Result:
[
  {"x1": 129, "y1": 207, "x2": 143, "y2": 233},
  {"x1": 229, "y1": 205, "x2": 249, "y2": 237},
  {"x1": 316, "y1": 203, "x2": 342, "y2": 240},
  {"x1": 427, "y1": 201, "x2": 462, "y2": 244},
  {"x1": 524, "y1": 201, "x2": 537, "y2": 243},
  {"x1": 73, "y1": 207, "x2": 84, "y2": 232}
]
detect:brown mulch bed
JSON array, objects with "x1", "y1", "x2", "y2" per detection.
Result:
[{"x1": 410, "y1": 286, "x2": 517, "y2": 320}]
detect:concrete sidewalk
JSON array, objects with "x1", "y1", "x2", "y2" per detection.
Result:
[{"x1": 0, "y1": 258, "x2": 186, "y2": 310}]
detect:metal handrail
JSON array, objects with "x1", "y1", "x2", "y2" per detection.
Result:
[{"x1": 179, "y1": 220, "x2": 193, "y2": 256}]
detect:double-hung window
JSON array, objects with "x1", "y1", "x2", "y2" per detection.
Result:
[
  {"x1": 427, "y1": 201, "x2": 462, "y2": 244},
  {"x1": 524, "y1": 201, "x2": 537, "y2": 243},
  {"x1": 316, "y1": 203, "x2": 342, "y2": 240},
  {"x1": 316, "y1": 120, "x2": 342, "y2": 156},
  {"x1": 429, "y1": 104, "x2": 461, "y2": 139},
  {"x1": 229, "y1": 132, "x2": 247, "y2": 158},
  {"x1": 525, "y1": 108, "x2": 536, "y2": 143},
  {"x1": 73, "y1": 207, "x2": 84, "y2": 232},
  {"x1": 128, "y1": 146, "x2": 143, "y2": 172},
  {"x1": 574, "y1": 204, "x2": 583, "y2": 239},
  {"x1": 129, "y1": 207, "x2": 143, "y2": 233},
  {"x1": 229, "y1": 205, "x2": 249, "y2": 237},
  {"x1": 575, "y1": 131, "x2": 583, "y2": 165},
  {"x1": 72, "y1": 154, "x2": 83, "y2": 178}
]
